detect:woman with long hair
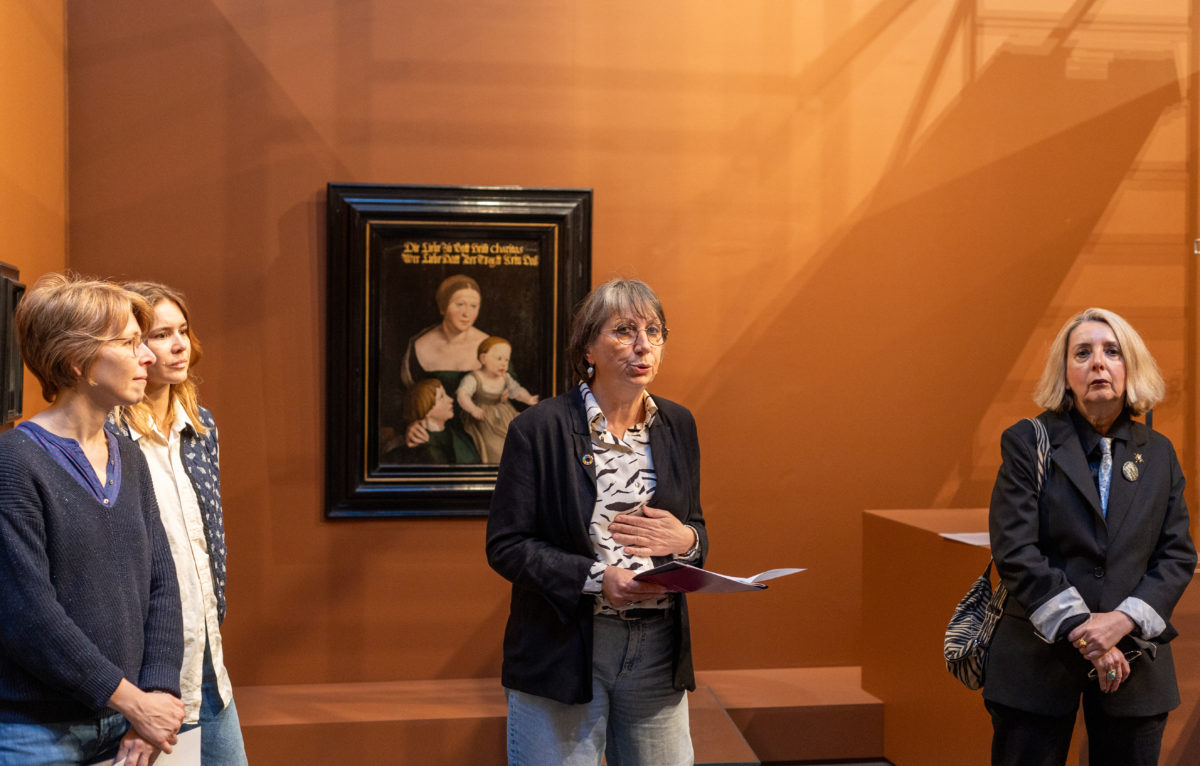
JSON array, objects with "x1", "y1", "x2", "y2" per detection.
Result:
[{"x1": 112, "y1": 281, "x2": 248, "y2": 765}]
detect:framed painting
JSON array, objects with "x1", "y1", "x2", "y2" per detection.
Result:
[{"x1": 325, "y1": 184, "x2": 592, "y2": 518}]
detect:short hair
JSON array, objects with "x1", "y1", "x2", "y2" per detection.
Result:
[
  {"x1": 1032, "y1": 307, "x2": 1165, "y2": 416},
  {"x1": 404, "y1": 378, "x2": 444, "y2": 422},
  {"x1": 119, "y1": 281, "x2": 208, "y2": 437},
  {"x1": 15, "y1": 273, "x2": 153, "y2": 402},
  {"x1": 435, "y1": 274, "x2": 481, "y2": 314},
  {"x1": 477, "y1": 336, "x2": 510, "y2": 358},
  {"x1": 566, "y1": 279, "x2": 666, "y2": 383}
]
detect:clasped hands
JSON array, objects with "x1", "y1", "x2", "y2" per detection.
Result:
[
  {"x1": 1067, "y1": 611, "x2": 1136, "y2": 694},
  {"x1": 602, "y1": 506, "x2": 696, "y2": 607},
  {"x1": 109, "y1": 679, "x2": 186, "y2": 766}
]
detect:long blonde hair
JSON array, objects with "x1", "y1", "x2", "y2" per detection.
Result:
[{"x1": 118, "y1": 281, "x2": 208, "y2": 437}]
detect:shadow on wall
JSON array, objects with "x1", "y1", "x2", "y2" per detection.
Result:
[{"x1": 693, "y1": 42, "x2": 1180, "y2": 661}]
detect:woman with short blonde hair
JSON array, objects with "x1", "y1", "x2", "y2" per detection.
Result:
[{"x1": 0, "y1": 273, "x2": 185, "y2": 766}]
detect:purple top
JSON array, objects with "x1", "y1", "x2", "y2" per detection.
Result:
[{"x1": 17, "y1": 421, "x2": 123, "y2": 507}]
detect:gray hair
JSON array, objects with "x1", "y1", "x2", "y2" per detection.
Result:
[{"x1": 567, "y1": 279, "x2": 666, "y2": 383}]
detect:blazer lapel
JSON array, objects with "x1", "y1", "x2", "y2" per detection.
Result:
[
  {"x1": 1046, "y1": 412, "x2": 1104, "y2": 520},
  {"x1": 567, "y1": 387, "x2": 598, "y2": 532},
  {"x1": 1104, "y1": 421, "x2": 1148, "y2": 541}
]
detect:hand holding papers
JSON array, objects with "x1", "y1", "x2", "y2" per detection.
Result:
[{"x1": 633, "y1": 561, "x2": 804, "y2": 593}]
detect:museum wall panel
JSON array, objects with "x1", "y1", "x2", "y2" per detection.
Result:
[
  {"x1": 63, "y1": 0, "x2": 1197, "y2": 683},
  {"x1": 2, "y1": 0, "x2": 67, "y2": 421}
]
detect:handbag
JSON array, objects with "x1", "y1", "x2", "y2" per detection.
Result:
[{"x1": 944, "y1": 416, "x2": 1049, "y2": 690}]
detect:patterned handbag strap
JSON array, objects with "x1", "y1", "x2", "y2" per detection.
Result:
[
  {"x1": 987, "y1": 418, "x2": 1051, "y2": 575},
  {"x1": 1023, "y1": 416, "x2": 1051, "y2": 494}
]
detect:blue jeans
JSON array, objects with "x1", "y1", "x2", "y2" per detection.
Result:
[
  {"x1": 506, "y1": 611, "x2": 692, "y2": 766},
  {"x1": 0, "y1": 711, "x2": 127, "y2": 765},
  {"x1": 179, "y1": 641, "x2": 248, "y2": 765}
]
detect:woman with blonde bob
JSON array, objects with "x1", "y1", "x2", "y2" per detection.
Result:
[
  {"x1": 111, "y1": 281, "x2": 249, "y2": 765},
  {"x1": 0, "y1": 274, "x2": 185, "y2": 766},
  {"x1": 984, "y1": 307, "x2": 1196, "y2": 766}
]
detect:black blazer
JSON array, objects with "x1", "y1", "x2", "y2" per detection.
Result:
[
  {"x1": 485, "y1": 386, "x2": 708, "y2": 704},
  {"x1": 984, "y1": 409, "x2": 1196, "y2": 716}
]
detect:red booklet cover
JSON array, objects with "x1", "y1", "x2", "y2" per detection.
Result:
[{"x1": 633, "y1": 561, "x2": 804, "y2": 594}]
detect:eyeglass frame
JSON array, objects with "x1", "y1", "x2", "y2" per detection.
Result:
[
  {"x1": 98, "y1": 333, "x2": 148, "y2": 357},
  {"x1": 604, "y1": 322, "x2": 669, "y2": 347}
]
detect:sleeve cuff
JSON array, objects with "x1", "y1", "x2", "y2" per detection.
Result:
[
  {"x1": 138, "y1": 663, "x2": 183, "y2": 697},
  {"x1": 1116, "y1": 597, "x2": 1166, "y2": 639},
  {"x1": 672, "y1": 525, "x2": 701, "y2": 562},
  {"x1": 583, "y1": 560, "x2": 606, "y2": 594},
  {"x1": 1030, "y1": 586, "x2": 1091, "y2": 643}
]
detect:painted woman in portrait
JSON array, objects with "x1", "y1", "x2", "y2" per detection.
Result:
[{"x1": 391, "y1": 274, "x2": 489, "y2": 464}]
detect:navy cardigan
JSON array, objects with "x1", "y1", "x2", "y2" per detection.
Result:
[
  {"x1": 0, "y1": 429, "x2": 183, "y2": 723},
  {"x1": 486, "y1": 387, "x2": 708, "y2": 704}
]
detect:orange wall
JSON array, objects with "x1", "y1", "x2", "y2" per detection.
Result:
[
  {"x1": 2, "y1": 0, "x2": 68, "y2": 419},
  {"x1": 64, "y1": 0, "x2": 1197, "y2": 684}
]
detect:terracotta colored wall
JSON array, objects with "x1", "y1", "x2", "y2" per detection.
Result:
[
  {"x1": 2, "y1": 0, "x2": 67, "y2": 419},
  {"x1": 64, "y1": 0, "x2": 1197, "y2": 685}
]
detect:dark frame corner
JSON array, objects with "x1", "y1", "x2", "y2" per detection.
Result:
[{"x1": 0, "y1": 262, "x2": 25, "y2": 426}]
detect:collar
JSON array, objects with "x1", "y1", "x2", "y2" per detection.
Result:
[
  {"x1": 1068, "y1": 406, "x2": 1132, "y2": 455},
  {"x1": 578, "y1": 382, "x2": 658, "y2": 436},
  {"x1": 128, "y1": 399, "x2": 195, "y2": 443}
]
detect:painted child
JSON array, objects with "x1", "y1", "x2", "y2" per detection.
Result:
[
  {"x1": 384, "y1": 379, "x2": 460, "y2": 464},
  {"x1": 456, "y1": 336, "x2": 539, "y2": 462}
]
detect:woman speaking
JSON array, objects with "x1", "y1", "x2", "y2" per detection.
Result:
[
  {"x1": 486, "y1": 279, "x2": 707, "y2": 765},
  {"x1": 985, "y1": 307, "x2": 1196, "y2": 765}
]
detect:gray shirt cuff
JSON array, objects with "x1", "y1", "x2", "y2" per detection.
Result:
[
  {"x1": 1116, "y1": 596, "x2": 1166, "y2": 639},
  {"x1": 1030, "y1": 586, "x2": 1091, "y2": 643}
]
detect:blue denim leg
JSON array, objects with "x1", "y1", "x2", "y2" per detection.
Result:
[
  {"x1": 0, "y1": 712, "x2": 128, "y2": 766},
  {"x1": 505, "y1": 687, "x2": 606, "y2": 766},
  {"x1": 179, "y1": 638, "x2": 249, "y2": 765},
  {"x1": 594, "y1": 613, "x2": 692, "y2": 766},
  {"x1": 505, "y1": 611, "x2": 692, "y2": 766}
]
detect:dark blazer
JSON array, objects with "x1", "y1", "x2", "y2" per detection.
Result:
[
  {"x1": 485, "y1": 386, "x2": 708, "y2": 705},
  {"x1": 984, "y1": 409, "x2": 1196, "y2": 717}
]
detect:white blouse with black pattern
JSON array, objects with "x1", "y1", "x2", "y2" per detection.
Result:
[{"x1": 578, "y1": 383, "x2": 699, "y2": 615}]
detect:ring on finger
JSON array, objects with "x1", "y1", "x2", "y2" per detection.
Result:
[{"x1": 1107, "y1": 669, "x2": 1118, "y2": 681}]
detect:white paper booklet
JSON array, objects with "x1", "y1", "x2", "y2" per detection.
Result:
[
  {"x1": 85, "y1": 726, "x2": 201, "y2": 766},
  {"x1": 634, "y1": 561, "x2": 805, "y2": 593}
]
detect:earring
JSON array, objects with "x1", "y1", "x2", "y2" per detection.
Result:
[{"x1": 586, "y1": 364, "x2": 595, "y2": 380}]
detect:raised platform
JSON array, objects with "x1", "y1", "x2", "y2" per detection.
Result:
[
  {"x1": 236, "y1": 666, "x2": 883, "y2": 765},
  {"x1": 698, "y1": 666, "x2": 884, "y2": 763}
]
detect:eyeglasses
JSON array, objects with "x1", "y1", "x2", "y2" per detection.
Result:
[
  {"x1": 1087, "y1": 649, "x2": 1142, "y2": 679},
  {"x1": 101, "y1": 334, "x2": 146, "y2": 357},
  {"x1": 606, "y1": 323, "x2": 668, "y2": 347}
]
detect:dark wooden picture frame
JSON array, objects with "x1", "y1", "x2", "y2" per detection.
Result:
[
  {"x1": 0, "y1": 262, "x2": 25, "y2": 425},
  {"x1": 325, "y1": 185, "x2": 592, "y2": 518}
]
